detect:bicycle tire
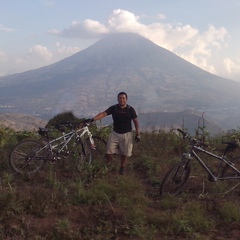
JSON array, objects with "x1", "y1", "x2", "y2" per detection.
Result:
[
  {"x1": 39, "y1": 136, "x2": 55, "y2": 145},
  {"x1": 160, "y1": 159, "x2": 191, "y2": 196},
  {"x1": 9, "y1": 139, "x2": 46, "y2": 174},
  {"x1": 76, "y1": 136, "x2": 107, "y2": 173},
  {"x1": 91, "y1": 136, "x2": 107, "y2": 162},
  {"x1": 221, "y1": 157, "x2": 240, "y2": 180}
]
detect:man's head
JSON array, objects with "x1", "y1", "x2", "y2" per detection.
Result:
[
  {"x1": 117, "y1": 92, "x2": 128, "y2": 99},
  {"x1": 117, "y1": 92, "x2": 128, "y2": 107}
]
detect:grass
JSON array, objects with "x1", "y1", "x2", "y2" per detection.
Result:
[{"x1": 1, "y1": 128, "x2": 240, "y2": 239}]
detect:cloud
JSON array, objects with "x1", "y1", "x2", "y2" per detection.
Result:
[
  {"x1": 142, "y1": 23, "x2": 199, "y2": 51},
  {"x1": 28, "y1": 45, "x2": 53, "y2": 61},
  {"x1": 222, "y1": 57, "x2": 240, "y2": 82},
  {"x1": 55, "y1": 42, "x2": 80, "y2": 55},
  {"x1": 0, "y1": 46, "x2": 53, "y2": 75},
  {"x1": 157, "y1": 14, "x2": 166, "y2": 20},
  {"x1": 49, "y1": 9, "x2": 199, "y2": 46},
  {"x1": 0, "y1": 43, "x2": 80, "y2": 76},
  {"x1": 175, "y1": 25, "x2": 228, "y2": 74},
  {"x1": 224, "y1": 58, "x2": 235, "y2": 73},
  {"x1": 48, "y1": 9, "x2": 231, "y2": 78},
  {"x1": 0, "y1": 24, "x2": 15, "y2": 32},
  {"x1": 107, "y1": 9, "x2": 142, "y2": 32},
  {"x1": 0, "y1": 51, "x2": 7, "y2": 62},
  {"x1": 48, "y1": 20, "x2": 108, "y2": 39},
  {"x1": 26, "y1": 43, "x2": 80, "y2": 70},
  {"x1": 48, "y1": 9, "x2": 144, "y2": 38},
  {"x1": 1, "y1": 9, "x2": 237, "y2": 81}
]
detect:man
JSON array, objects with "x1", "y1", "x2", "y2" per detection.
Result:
[{"x1": 91, "y1": 92, "x2": 140, "y2": 175}]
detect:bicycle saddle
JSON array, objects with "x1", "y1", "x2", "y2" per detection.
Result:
[
  {"x1": 221, "y1": 139, "x2": 239, "y2": 149},
  {"x1": 38, "y1": 127, "x2": 51, "y2": 136}
]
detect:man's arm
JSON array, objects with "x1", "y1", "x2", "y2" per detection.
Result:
[
  {"x1": 133, "y1": 117, "x2": 140, "y2": 135},
  {"x1": 92, "y1": 111, "x2": 108, "y2": 121}
]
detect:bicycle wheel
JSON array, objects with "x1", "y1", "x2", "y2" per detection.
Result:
[
  {"x1": 76, "y1": 136, "x2": 107, "y2": 173},
  {"x1": 91, "y1": 136, "x2": 107, "y2": 162},
  {"x1": 221, "y1": 157, "x2": 240, "y2": 180},
  {"x1": 160, "y1": 159, "x2": 191, "y2": 196},
  {"x1": 39, "y1": 136, "x2": 54, "y2": 145},
  {"x1": 75, "y1": 140, "x2": 92, "y2": 173},
  {"x1": 9, "y1": 139, "x2": 46, "y2": 174}
]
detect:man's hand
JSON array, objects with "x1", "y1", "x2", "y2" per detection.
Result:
[
  {"x1": 84, "y1": 118, "x2": 94, "y2": 124},
  {"x1": 135, "y1": 134, "x2": 141, "y2": 142}
]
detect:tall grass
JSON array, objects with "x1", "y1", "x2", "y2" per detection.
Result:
[{"x1": 1, "y1": 126, "x2": 240, "y2": 239}]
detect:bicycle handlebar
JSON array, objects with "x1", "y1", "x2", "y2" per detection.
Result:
[
  {"x1": 177, "y1": 128, "x2": 188, "y2": 137},
  {"x1": 177, "y1": 129, "x2": 208, "y2": 148},
  {"x1": 55, "y1": 119, "x2": 92, "y2": 131}
]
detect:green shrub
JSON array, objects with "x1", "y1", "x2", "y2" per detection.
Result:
[
  {"x1": 217, "y1": 201, "x2": 240, "y2": 223},
  {"x1": 172, "y1": 201, "x2": 213, "y2": 235},
  {"x1": 2, "y1": 125, "x2": 240, "y2": 239}
]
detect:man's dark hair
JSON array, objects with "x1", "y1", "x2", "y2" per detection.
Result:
[{"x1": 117, "y1": 92, "x2": 128, "y2": 99}]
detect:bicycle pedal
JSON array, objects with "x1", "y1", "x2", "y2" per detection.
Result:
[
  {"x1": 49, "y1": 158, "x2": 58, "y2": 164},
  {"x1": 49, "y1": 160, "x2": 57, "y2": 165}
]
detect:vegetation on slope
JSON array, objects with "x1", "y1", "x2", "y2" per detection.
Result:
[{"x1": 1, "y1": 118, "x2": 240, "y2": 239}]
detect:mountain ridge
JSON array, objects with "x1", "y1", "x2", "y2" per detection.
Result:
[
  {"x1": 0, "y1": 113, "x2": 47, "y2": 131},
  {"x1": 0, "y1": 110, "x2": 221, "y2": 135},
  {"x1": 0, "y1": 32, "x2": 240, "y2": 131}
]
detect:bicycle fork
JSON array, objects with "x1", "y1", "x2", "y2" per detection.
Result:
[{"x1": 173, "y1": 157, "x2": 191, "y2": 183}]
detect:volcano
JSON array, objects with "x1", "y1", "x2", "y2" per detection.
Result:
[{"x1": 0, "y1": 32, "x2": 240, "y2": 130}]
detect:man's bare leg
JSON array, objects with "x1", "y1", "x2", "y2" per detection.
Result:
[
  {"x1": 120, "y1": 155, "x2": 127, "y2": 168},
  {"x1": 106, "y1": 154, "x2": 113, "y2": 164},
  {"x1": 119, "y1": 155, "x2": 127, "y2": 175}
]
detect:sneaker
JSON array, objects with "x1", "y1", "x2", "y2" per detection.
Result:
[{"x1": 119, "y1": 167, "x2": 124, "y2": 175}]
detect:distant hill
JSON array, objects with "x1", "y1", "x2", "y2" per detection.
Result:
[
  {"x1": 100, "y1": 109, "x2": 223, "y2": 135},
  {"x1": 0, "y1": 110, "x2": 221, "y2": 135},
  {"x1": 0, "y1": 113, "x2": 47, "y2": 131},
  {"x1": 138, "y1": 110, "x2": 223, "y2": 135},
  {"x1": 0, "y1": 33, "x2": 240, "y2": 130}
]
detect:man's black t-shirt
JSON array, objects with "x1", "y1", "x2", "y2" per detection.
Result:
[{"x1": 105, "y1": 104, "x2": 137, "y2": 134}]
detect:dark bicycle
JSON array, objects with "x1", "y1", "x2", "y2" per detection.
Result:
[
  {"x1": 160, "y1": 128, "x2": 240, "y2": 196},
  {"x1": 9, "y1": 120, "x2": 106, "y2": 175}
]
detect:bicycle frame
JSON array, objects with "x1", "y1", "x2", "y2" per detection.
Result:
[
  {"x1": 159, "y1": 129, "x2": 240, "y2": 197},
  {"x1": 188, "y1": 145, "x2": 240, "y2": 181},
  {"x1": 8, "y1": 120, "x2": 109, "y2": 175},
  {"x1": 37, "y1": 125, "x2": 95, "y2": 158}
]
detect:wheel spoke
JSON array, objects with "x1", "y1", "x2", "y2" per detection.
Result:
[
  {"x1": 160, "y1": 160, "x2": 191, "y2": 196},
  {"x1": 222, "y1": 157, "x2": 240, "y2": 178},
  {"x1": 9, "y1": 140, "x2": 46, "y2": 174},
  {"x1": 76, "y1": 136, "x2": 107, "y2": 175}
]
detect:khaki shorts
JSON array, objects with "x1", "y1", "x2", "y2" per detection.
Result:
[{"x1": 106, "y1": 131, "x2": 133, "y2": 157}]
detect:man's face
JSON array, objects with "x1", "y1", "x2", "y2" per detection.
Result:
[{"x1": 118, "y1": 94, "x2": 127, "y2": 107}]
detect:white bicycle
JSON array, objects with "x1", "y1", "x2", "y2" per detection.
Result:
[{"x1": 9, "y1": 120, "x2": 107, "y2": 175}]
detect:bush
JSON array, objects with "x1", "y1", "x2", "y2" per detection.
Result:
[{"x1": 2, "y1": 126, "x2": 240, "y2": 239}]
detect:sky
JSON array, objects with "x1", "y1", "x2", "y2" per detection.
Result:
[{"x1": 1, "y1": 0, "x2": 240, "y2": 82}]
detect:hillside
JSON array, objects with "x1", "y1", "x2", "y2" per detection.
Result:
[
  {"x1": 0, "y1": 110, "x2": 222, "y2": 135},
  {"x1": 138, "y1": 110, "x2": 222, "y2": 134},
  {"x1": 100, "y1": 109, "x2": 223, "y2": 135},
  {"x1": 0, "y1": 33, "x2": 240, "y2": 129},
  {"x1": 1, "y1": 130, "x2": 240, "y2": 239},
  {"x1": 0, "y1": 113, "x2": 47, "y2": 131}
]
